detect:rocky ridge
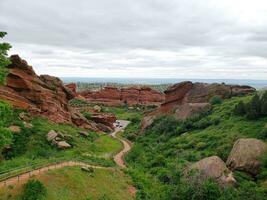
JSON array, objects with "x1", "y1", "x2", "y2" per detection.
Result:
[{"x1": 79, "y1": 86, "x2": 165, "y2": 106}]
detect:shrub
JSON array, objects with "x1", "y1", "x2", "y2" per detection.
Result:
[
  {"x1": 69, "y1": 98, "x2": 89, "y2": 107},
  {"x1": 246, "y1": 94, "x2": 261, "y2": 119},
  {"x1": 82, "y1": 111, "x2": 92, "y2": 120},
  {"x1": 234, "y1": 101, "x2": 246, "y2": 115},
  {"x1": 210, "y1": 96, "x2": 223, "y2": 105},
  {"x1": 20, "y1": 180, "x2": 47, "y2": 200}
]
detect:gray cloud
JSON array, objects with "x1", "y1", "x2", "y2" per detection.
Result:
[{"x1": 1, "y1": 0, "x2": 267, "y2": 79}]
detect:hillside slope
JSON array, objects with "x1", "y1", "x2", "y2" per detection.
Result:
[{"x1": 125, "y1": 95, "x2": 267, "y2": 200}]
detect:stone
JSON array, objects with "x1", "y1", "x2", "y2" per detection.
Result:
[
  {"x1": 57, "y1": 141, "x2": 71, "y2": 149},
  {"x1": 23, "y1": 122, "x2": 33, "y2": 128},
  {"x1": 93, "y1": 105, "x2": 101, "y2": 112},
  {"x1": 188, "y1": 156, "x2": 236, "y2": 186},
  {"x1": 19, "y1": 112, "x2": 30, "y2": 121},
  {"x1": 226, "y1": 138, "x2": 267, "y2": 175},
  {"x1": 47, "y1": 130, "x2": 58, "y2": 142},
  {"x1": 8, "y1": 125, "x2": 21, "y2": 133},
  {"x1": 79, "y1": 131, "x2": 89, "y2": 137},
  {"x1": 81, "y1": 166, "x2": 94, "y2": 173}
]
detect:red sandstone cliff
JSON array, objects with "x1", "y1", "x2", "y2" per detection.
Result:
[
  {"x1": 141, "y1": 81, "x2": 256, "y2": 131},
  {"x1": 0, "y1": 55, "x2": 101, "y2": 131},
  {"x1": 79, "y1": 86, "x2": 165, "y2": 106}
]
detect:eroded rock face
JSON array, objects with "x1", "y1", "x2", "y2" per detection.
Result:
[
  {"x1": 161, "y1": 81, "x2": 255, "y2": 114},
  {"x1": 0, "y1": 55, "x2": 73, "y2": 123},
  {"x1": 91, "y1": 113, "x2": 117, "y2": 129},
  {"x1": 226, "y1": 138, "x2": 267, "y2": 176},
  {"x1": 65, "y1": 83, "x2": 77, "y2": 94},
  {"x1": 0, "y1": 55, "x2": 100, "y2": 131},
  {"x1": 79, "y1": 86, "x2": 164, "y2": 106},
  {"x1": 174, "y1": 103, "x2": 211, "y2": 120},
  {"x1": 188, "y1": 156, "x2": 236, "y2": 187}
]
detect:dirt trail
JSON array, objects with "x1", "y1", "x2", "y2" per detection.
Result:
[
  {"x1": 111, "y1": 120, "x2": 131, "y2": 168},
  {"x1": 0, "y1": 120, "x2": 132, "y2": 188}
]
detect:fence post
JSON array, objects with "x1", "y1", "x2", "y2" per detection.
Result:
[{"x1": 17, "y1": 175, "x2": 19, "y2": 182}]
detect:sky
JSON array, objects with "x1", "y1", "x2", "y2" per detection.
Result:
[{"x1": 1, "y1": 0, "x2": 267, "y2": 79}]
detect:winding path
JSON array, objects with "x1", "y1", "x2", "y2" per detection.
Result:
[
  {"x1": 111, "y1": 120, "x2": 131, "y2": 168},
  {"x1": 0, "y1": 120, "x2": 132, "y2": 188}
]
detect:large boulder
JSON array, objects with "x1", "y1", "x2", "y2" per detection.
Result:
[
  {"x1": 188, "y1": 156, "x2": 236, "y2": 186},
  {"x1": 226, "y1": 138, "x2": 267, "y2": 175}
]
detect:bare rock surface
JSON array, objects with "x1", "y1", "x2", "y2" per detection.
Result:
[
  {"x1": 188, "y1": 156, "x2": 236, "y2": 186},
  {"x1": 226, "y1": 138, "x2": 267, "y2": 175}
]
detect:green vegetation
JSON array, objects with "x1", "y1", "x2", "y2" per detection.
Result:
[
  {"x1": 234, "y1": 91, "x2": 267, "y2": 120},
  {"x1": 0, "y1": 103, "x2": 123, "y2": 176},
  {"x1": 0, "y1": 167, "x2": 134, "y2": 200},
  {"x1": 69, "y1": 98, "x2": 89, "y2": 107},
  {"x1": 20, "y1": 180, "x2": 47, "y2": 200},
  {"x1": 125, "y1": 95, "x2": 267, "y2": 199},
  {"x1": 0, "y1": 32, "x2": 11, "y2": 84}
]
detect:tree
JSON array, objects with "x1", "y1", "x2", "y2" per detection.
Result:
[
  {"x1": 0, "y1": 32, "x2": 11, "y2": 84},
  {"x1": 246, "y1": 94, "x2": 261, "y2": 120}
]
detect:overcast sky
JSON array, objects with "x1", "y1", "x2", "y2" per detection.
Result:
[{"x1": 1, "y1": 0, "x2": 267, "y2": 79}]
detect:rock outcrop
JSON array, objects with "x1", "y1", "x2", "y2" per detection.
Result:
[
  {"x1": 0, "y1": 55, "x2": 100, "y2": 131},
  {"x1": 226, "y1": 138, "x2": 267, "y2": 176},
  {"x1": 161, "y1": 81, "x2": 256, "y2": 114},
  {"x1": 47, "y1": 130, "x2": 72, "y2": 150},
  {"x1": 79, "y1": 86, "x2": 164, "y2": 106},
  {"x1": 91, "y1": 113, "x2": 116, "y2": 129},
  {"x1": 188, "y1": 156, "x2": 236, "y2": 186},
  {"x1": 65, "y1": 83, "x2": 77, "y2": 94},
  {"x1": 141, "y1": 81, "x2": 255, "y2": 131}
]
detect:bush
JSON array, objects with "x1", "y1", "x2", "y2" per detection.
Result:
[
  {"x1": 82, "y1": 111, "x2": 92, "y2": 120},
  {"x1": 210, "y1": 96, "x2": 223, "y2": 105},
  {"x1": 234, "y1": 101, "x2": 246, "y2": 115},
  {"x1": 69, "y1": 98, "x2": 89, "y2": 107},
  {"x1": 20, "y1": 180, "x2": 47, "y2": 200}
]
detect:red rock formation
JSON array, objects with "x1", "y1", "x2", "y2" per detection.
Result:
[
  {"x1": 160, "y1": 81, "x2": 256, "y2": 114},
  {"x1": 0, "y1": 55, "x2": 100, "y2": 131},
  {"x1": 79, "y1": 86, "x2": 165, "y2": 106},
  {"x1": 65, "y1": 83, "x2": 77, "y2": 94},
  {"x1": 141, "y1": 81, "x2": 255, "y2": 131},
  {"x1": 91, "y1": 113, "x2": 116, "y2": 128}
]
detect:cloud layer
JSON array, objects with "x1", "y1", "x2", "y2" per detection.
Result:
[{"x1": 1, "y1": 0, "x2": 267, "y2": 79}]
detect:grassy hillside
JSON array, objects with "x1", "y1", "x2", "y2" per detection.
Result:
[
  {"x1": 0, "y1": 167, "x2": 134, "y2": 200},
  {"x1": 125, "y1": 95, "x2": 267, "y2": 200},
  {"x1": 0, "y1": 101, "x2": 123, "y2": 177}
]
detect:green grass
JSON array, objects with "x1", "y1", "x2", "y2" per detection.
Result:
[
  {"x1": 0, "y1": 167, "x2": 134, "y2": 200},
  {"x1": 0, "y1": 117, "x2": 123, "y2": 173}
]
